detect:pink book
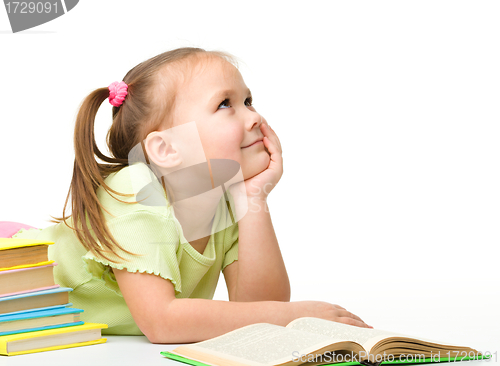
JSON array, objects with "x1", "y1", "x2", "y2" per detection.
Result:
[{"x1": 0, "y1": 263, "x2": 59, "y2": 298}]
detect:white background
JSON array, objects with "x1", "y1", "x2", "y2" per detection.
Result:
[{"x1": 1, "y1": 0, "x2": 499, "y2": 360}]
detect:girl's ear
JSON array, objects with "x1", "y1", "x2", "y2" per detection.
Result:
[{"x1": 144, "y1": 131, "x2": 182, "y2": 168}]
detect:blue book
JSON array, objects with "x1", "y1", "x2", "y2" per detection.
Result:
[
  {"x1": 0, "y1": 303, "x2": 73, "y2": 317},
  {"x1": 0, "y1": 287, "x2": 73, "y2": 316},
  {"x1": 0, "y1": 307, "x2": 84, "y2": 336}
]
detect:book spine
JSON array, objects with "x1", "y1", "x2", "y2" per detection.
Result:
[
  {"x1": 6, "y1": 337, "x2": 107, "y2": 356},
  {"x1": 0, "y1": 285, "x2": 60, "y2": 299},
  {"x1": 0, "y1": 321, "x2": 85, "y2": 337}
]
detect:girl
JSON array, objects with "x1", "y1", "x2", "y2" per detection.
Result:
[{"x1": 2, "y1": 47, "x2": 371, "y2": 343}]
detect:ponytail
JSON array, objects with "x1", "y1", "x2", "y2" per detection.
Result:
[{"x1": 51, "y1": 88, "x2": 137, "y2": 262}]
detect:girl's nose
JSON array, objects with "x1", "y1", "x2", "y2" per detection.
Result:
[{"x1": 245, "y1": 110, "x2": 264, "y2": 131}]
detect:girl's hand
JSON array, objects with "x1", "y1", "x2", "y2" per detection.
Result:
[
  {"x1": 289, "y1": 300, "x2": 373, "y2": 329},
  {"x1": 238, "y1": 121, "x2": 283, "y2": 200}
]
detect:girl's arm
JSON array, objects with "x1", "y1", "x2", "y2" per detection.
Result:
[
  {"x1": 225, "y1": 196, "x2": 290, "y2": 302},
  {"x1": 112, "y1": 268, "x2": 296, "y2": 343},
  {"x1": 112, "y1": 268, "x2": 370, "y2": 344},
  {"x1": 224, "y1": 122, "x2": 290, "y2": 303}
]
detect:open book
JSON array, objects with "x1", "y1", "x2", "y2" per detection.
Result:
[{"x1": 161, "y1": 317, "x2": 485, "y2": 366}]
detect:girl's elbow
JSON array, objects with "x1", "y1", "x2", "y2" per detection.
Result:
[
  {"x1": 142, "y1": 310, "x2": 181, "y2": 344},
  {"x1": 145, "y1": 333, "x2": 160, "y2": 344},
  {"x1": 139, "y1": 315, "x2": 174, "y2": 344},
  {"x1": 144, "y1": 324, "x2": 173, "y2": 344},
  {"x1": 146, "y1": 333, "x2": 167, "y2": 344},
  {"x1": 141, "y1": 323, "x2": 162, "y2": 344}
]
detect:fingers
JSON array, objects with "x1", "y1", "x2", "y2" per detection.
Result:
[
  {"x1": 261, "y1": 123, "x2": 282, "y2": 153},
  {"x1": 335, "y1": 307, "x2": 372, "y2": 328},
  {"x1": 267, "y1": 124, "x2": 282, "y2": 151},
  {"x1": 337, "y1": 316, "x2": 372, "y2": 328},
  {"x1": 337, "y1": 309, "x2": 361, "y2": 322},
  {"x1": 261, "y1": 124, "x2": 282, "y2": 158}
]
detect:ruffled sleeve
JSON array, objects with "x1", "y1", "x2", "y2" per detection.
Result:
[
  {"x1": 11, "y1": 227, "x2": 43, "y2": 240},
  {"x1": 82, "y1": 210, "x2": 182, "y2": 297}
]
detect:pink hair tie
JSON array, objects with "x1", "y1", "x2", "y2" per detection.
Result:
[{"x1": 108, "y1": 81, "x2": 128, "y2": 107}]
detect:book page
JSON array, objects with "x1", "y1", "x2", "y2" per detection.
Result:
[
  {"x1": 286, "y1": 317, "x2": 403, "y2": 352},
  {"x1": 289, "y1": 318, "x2": 472, "y2": 353},
  {"x1": 178, "y1": 323, "x2": 338, "y2": 366}
]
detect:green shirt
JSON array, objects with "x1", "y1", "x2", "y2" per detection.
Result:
[{"x1": 13, "y1": 162, "x2": 239, "y2": 335}]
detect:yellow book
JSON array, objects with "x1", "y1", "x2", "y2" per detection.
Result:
[
  {"x1": 0, "y1": 238, "x2": 54, "y2": 251},
  {"x1": 0, "y1": 238, "x2": 54, "y2": 271},
  {"x1": 0, "y1": 322, "x2": 108, "y2": 356}
]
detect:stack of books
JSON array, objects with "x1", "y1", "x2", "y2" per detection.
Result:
[{"x1": 0, "y1": 238, "x2": 107, "y2": 356}]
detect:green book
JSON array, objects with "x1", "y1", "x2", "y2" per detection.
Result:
[
  {"x1": 160, "y1": 352, "x2": 491, "y2": 366},
  {"x1": 161, "y1": 352, "x2": 490, "y2": 366},
  {"x1": 160, "y1": 317, "x2": 489, "y2": 366}
]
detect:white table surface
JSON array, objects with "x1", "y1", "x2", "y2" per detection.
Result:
[
  {"x1": 2, "y1": 335, "x2": 184, "y2": 365},
  {"x1": 1, "y1": 334, "x2": 497, "y2": 366}
]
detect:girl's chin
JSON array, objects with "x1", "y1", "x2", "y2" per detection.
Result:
[{"x1": 242, "y1": 155, "x2": 270, "y2": 180}]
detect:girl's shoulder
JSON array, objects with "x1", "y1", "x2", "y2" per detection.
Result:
[
  {"x1": 102, "y1": 162, "x2": 153, "y2": 197},
  {"x1": 97, "y1": 162, "x2": 170, "y2": 219}
]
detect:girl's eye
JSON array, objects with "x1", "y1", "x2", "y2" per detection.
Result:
[
  {"x1": 217, "y1": 97, "x2": 253, "y2": 110},
  {"x1": 218, "y1": 99, "x2": 230, "y2": 109}
]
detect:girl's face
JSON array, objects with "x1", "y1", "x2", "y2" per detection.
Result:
[{"x1": 171, "y1": 57, "x2": 270, "y2": 180}]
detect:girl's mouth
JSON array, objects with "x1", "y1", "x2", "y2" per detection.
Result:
[{"x1": 243, "y1": 140, "x2": 263, "y2": 148}]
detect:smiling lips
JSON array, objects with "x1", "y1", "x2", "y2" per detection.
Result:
[{"x1": 243, "y1": 139, "x2": 263, "y2": 148}]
